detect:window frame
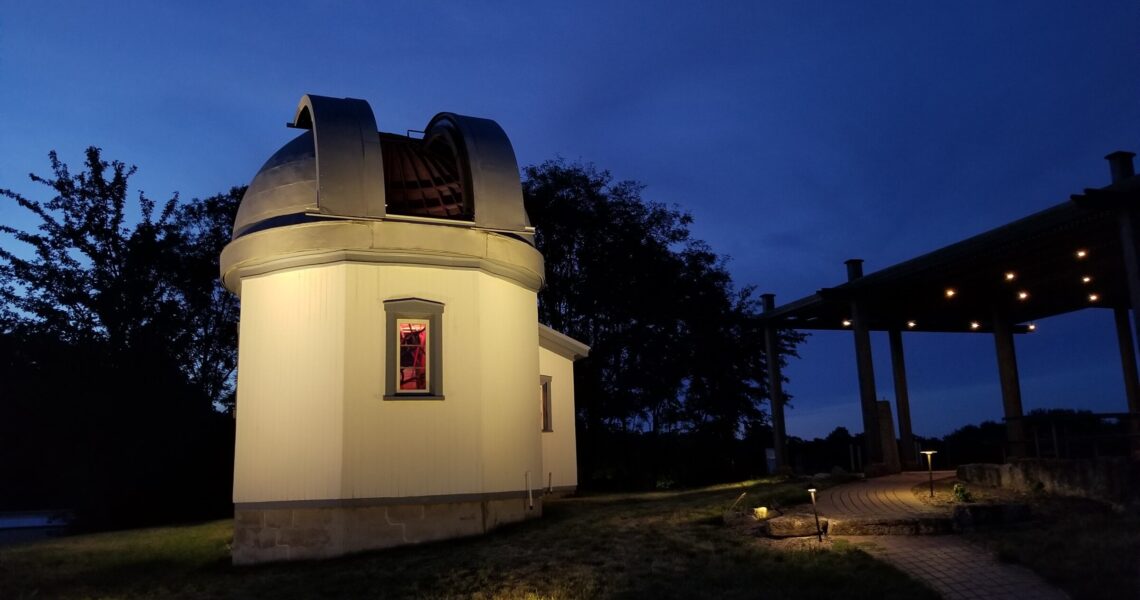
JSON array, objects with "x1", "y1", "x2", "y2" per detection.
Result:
[
  {"x1": 383, "y1": 298, "x2": 444, "y2": 400},
  {"x1": 540, "y1": 375, "x2": 553, "y2": 432}
]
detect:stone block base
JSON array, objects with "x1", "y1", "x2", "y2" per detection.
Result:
[
  {"x1": 958, "y1": 458, "x2": 1139, "y2": 507},
  {"x1": 233, "y1": 495, "x2": 541, "y2": 565}
]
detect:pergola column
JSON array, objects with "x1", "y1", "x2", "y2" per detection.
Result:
[
  {"x1": 1107, "y1": 151, "x2": 1140, "y2": 458},
  {"x1": 761, "y1": 294, "x2": 787, "y2": 471},
  {"x1": 888, "y1": 328, "x2": 917, "y2": 468},
  {"x1": 846, "y1": 259, "x2": 883, "y2": 465},
  {"x1": 992, "y1": 309, "x2": 1026, "y2": 458},
  {"x1": 1113, "y1": 308, "x2": 1140, "y2": 414}
]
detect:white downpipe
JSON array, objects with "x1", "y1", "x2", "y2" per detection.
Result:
[{"x1": 525, "y1": 471, "x2": 534, "y2": 509}]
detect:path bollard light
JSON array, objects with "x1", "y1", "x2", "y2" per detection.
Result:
[
  {"x1": 921, "y1": 450, "x2": 937, "y2": 497},
  {"x1": 807, "y1": 488, "x2": 822, "y2": 542}
]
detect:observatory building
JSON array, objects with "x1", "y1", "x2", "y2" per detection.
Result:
[{"x1": 220, "y1": 94, "x2": 587, "y2": 564}]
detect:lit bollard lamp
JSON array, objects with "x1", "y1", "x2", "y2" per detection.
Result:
[
  {"x1": 807, "y1": 488, "x2": 822, "y2": 542},
  {"x1": 921, "y1": 450, "x2": 937, "y2": 498}
]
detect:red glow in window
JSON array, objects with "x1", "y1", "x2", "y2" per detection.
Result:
[{"x1": 398, "y1": 320, "x2": 428, "y2": 391}]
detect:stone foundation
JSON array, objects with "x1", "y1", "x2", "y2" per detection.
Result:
[
  {"x1": 233, "y1": 494, "x2": 541, "y2": 564},
  {"x1": 958, "y1": 458, "x2": 1139, "y2": 507}
]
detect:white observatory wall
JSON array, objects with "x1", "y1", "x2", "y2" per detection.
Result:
[
  {"x1": 478, "y1": 275, "x2": 543, "y2": 493},
  {"x1": 340, "y1": 263, "x2": 486, "y2": 498},
  {"x1": 233, "y1": 265, "x2": 347, "y2": 503},
  {"x1": 539, "y1": 346, "x2": 579, "y2": 490}
]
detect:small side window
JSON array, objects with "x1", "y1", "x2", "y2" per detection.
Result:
[
  {"x1": 540, "y1": 375, "x2": 553, "y2": 432},
  {"x1": 384, "y1": 299, "x2": 444, "y2": 400}
]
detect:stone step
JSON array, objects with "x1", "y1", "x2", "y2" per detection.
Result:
[{"x1": 756, "y1": 503, "x2": 1031, "y2": 538}]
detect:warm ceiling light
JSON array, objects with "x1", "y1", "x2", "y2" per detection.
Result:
[
  {"x1": 1082, "y1": 276, "x2": 1092, "y2": 284},
  {"x1": 970, "y1": 321, "x2": 981, "y2": 330},
  {"x1": 842, "y1": 319, "x2": 852, "y2": 327},
  {"x1": 1017, "y1": 291, "x2": 1029, "y2": 300},
  {"x1": 1089, "y1": 293, "x2": 1100, "y2": 302},
  {"x1": 945, "y1": 288, "x2": 956, "y2": 298},
  {"x1": 1028, "y1": 323, "x2": 1037, "y2": 331},
  {"x1": 1004, "y1": 272, "x2": 1016, "y2": 281},
  {"x1": 906, "y1": 320, "x2": 917, "y2": 329},
  {"x1": 1076, "y1": 249, "x2": 1088, "y2": 259}
]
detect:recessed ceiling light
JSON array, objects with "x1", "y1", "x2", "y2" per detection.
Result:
[
  {"x1": 1082, "y1": 276, "x2": 1092, "y2": 284},
  {"x1": 1089, "y1": 293, "x2": 1100, "y2": 302},
  {"x1": 1077, "y1": 249, "x2": 1088, "y2": 259},
  {"x1": 1018, "y1": 291, "x2": 1029, "y2": 300},
  {"x1": 945, "y1": 288, "x2": 956, "y2": 298},
  {"x1": 906, "y1": 320, "x2": 917, "y2": 329},
  {"x1": 1004, "y1": 272, "x2": 1016, "y2": 281},
  {"x1": 970, "y1": 321, "x2": 981, "y2": 330},
  {"x1": 842, "y1": 319, "x2": 852, "y2": 327},
  {"x1": 1028, "y1": 323, "x2": 1037, "y2": 331}
]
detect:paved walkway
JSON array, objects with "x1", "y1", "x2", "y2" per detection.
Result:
[
  {"x1": 816, "y1": 470, "x2": 954, "y2": 517},
  {"x1": 818, "y1": 472, "x2": 1069, "y2": 600}
]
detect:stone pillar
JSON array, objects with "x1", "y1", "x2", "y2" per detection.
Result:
[
  {"x1": 1107, "y1": 152, "x2": 1140, "y2": 460},
  {"x1": 992, "y1": 310, "x2": 1026, "y2": 458},
  {"x1": 846, "y1": 259, "x2": 883, "y2": 466},
  {"x1": 888, "y1": 328, "x2": 917, "y2": 469},
  {"x1": 877, "y1": 400, "x2": 901, "y2": 473},
  {"x1": 761, "y1": 294, "x2": 787, "y2": 471},
  {"x1": 1113, "y1": 308, "x2": 1140, "y2": 415}
]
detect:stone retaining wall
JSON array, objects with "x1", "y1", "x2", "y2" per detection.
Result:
[
  {"x1": 958, "y1": 458, "x2": 1139, "y2": 507},
  {"x1": 233, "y1": 496, "x2": 540, "y2": 564}
]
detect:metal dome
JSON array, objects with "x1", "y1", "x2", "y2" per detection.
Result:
[
  {"x1": 232, "y1": 131, "x2": 316, "y2": 238},
  {"x1": 230, "y1": 94, "x2": 533, "y2": 244}
]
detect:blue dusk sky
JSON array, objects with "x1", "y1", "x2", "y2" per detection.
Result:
[{"x1": 2, "y1": 1, "x2": 1139, "y2": 438}]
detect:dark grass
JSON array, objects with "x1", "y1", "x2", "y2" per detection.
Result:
[
  {"x1": 0, "y1": 478, "x2": 938, "y2": 599},
  {"x1": 967, "y1": 495, "x2": 1140, "y2": 600}
]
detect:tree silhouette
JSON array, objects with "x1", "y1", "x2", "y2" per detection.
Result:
[
  {"x1": 0, "y1": 148, "x2": 239, "y2": 526},
  {"x1": 523, "y1": 160, "x2": 803, "y2": 485}
]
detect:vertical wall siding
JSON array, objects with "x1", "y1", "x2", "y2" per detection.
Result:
[
  {"x1": 341, "y1": 263, "x2": 489, "y2": 498},
  {"x1": 233, "y1": 265, "x2": 346, "y2": 503},
  {"x1": 478, "y1": 275, "x2": 543, "y2": 493},
  {"x1": 538, "y1": 346, "x2": 580, "y2": 489},
  {"x1": 235, "y1": 260, "x2": 544, "y2": 503}
]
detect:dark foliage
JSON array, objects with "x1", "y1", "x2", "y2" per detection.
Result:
[
  {"x1": 0, "y1": 148, "x2": 241, "y2": 528},
  {"x1": 522, "y1": 160, "x2": 804, "y2": 487}
]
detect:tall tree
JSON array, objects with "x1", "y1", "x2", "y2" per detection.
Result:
[
  {"x1": 0, "y1": 148, "x2": 241, "y2": 410},
  {"x1": 0, "y1": 147, "x2": 240, "y2": 526},
  {"x1": 522, "y1": 160, "x2": 804, "y2": 464}
]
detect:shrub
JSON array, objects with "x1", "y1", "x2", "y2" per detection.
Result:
[{"x1": 952, "y1": 483, "x2": 974, "y2": 503}]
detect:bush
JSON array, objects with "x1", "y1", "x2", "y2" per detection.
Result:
[{"x1": 952, "y1": 483, "x2": 974, "y2": 503}]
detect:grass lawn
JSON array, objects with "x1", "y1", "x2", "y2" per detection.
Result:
[
  {"x1": 0, "y1": 478, "x2": 937, "y2": 599},
  {"x1": 965, "y1": 494, "x2": 1140, "y2": 600}
]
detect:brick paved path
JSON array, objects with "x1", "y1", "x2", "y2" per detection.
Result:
[
  {"x1": 815, "y1": 470, "x2": 953, "y2": 517},
  {"x1": 817, "y1": 472, "x2": 1069, "y2": 599},
  {"x1": 836, "y1": 535, "x2": 1068, "y2": 600}
]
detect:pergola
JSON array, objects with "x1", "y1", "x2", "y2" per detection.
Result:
[{"x1": 761, "y1": 151, "x2": 1140, "y2": 472}]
